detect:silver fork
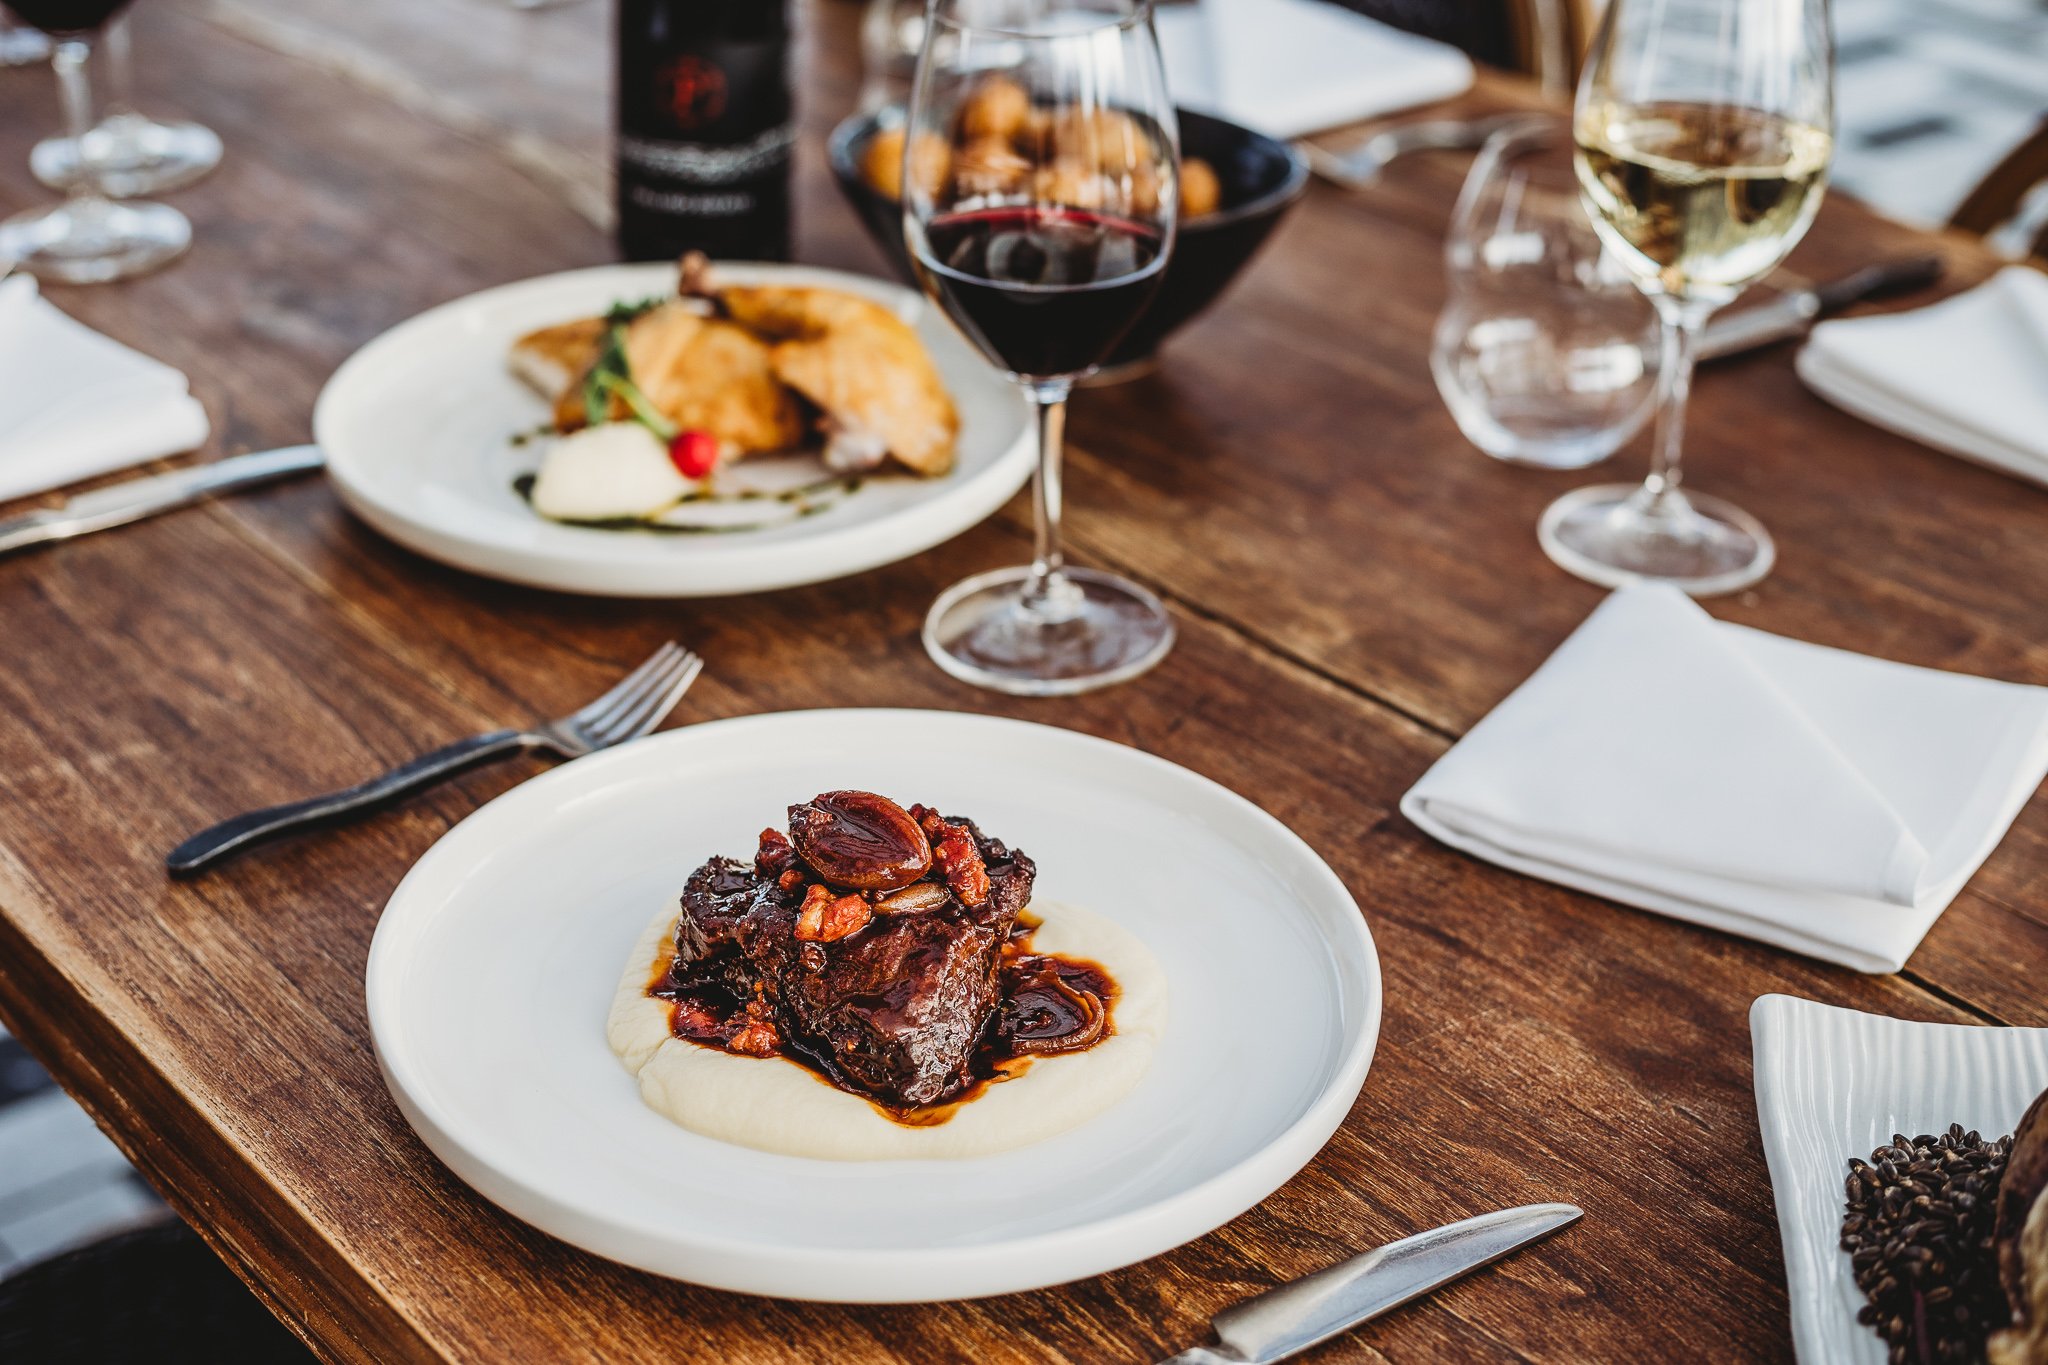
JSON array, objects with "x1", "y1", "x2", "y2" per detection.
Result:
[
  {"x1": 1299, "y1": 112, "x2": 1548, "y2": 190},
  {"x1": 167, "y1": 642, "x2": 704, "y2": 877}
]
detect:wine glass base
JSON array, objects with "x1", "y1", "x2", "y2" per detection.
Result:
[
  {"x1": 1538, "y1": 483, "x2": 1775, "y2": 596},
  {"x1": 32, "y1": 114, "x2": 223, "y2": 197},
  {"x1": 0, "y1": 197, "x2": 191, "y2": 284},
  {"x1": 923, "y1": 565, "x2": 1175, "y2": 696}
]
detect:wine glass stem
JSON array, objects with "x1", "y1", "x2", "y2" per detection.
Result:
[
  {"x1": 103, "y1": 13, "x2": 136, "y2": 118},
  {"x1": 1641, "y1": 298, "x2": 1711, "y2": 509},
  {"x1": 51, "y1": 36, "x2": 107, "y2": 207},
  {"x1": 1024, "y1": 381, "x2": 1077, "y2": 617}
]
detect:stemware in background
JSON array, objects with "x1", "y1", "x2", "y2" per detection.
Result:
[
  {"x1": 0, "y1": 5, "x2": 51, "y2": 64},
  {"x1": 30, "y1": 11, "x2": 222, "y2": 197},
  {"x1": 905, "y1": 0, "x2": 1179, "y2": 695},
  {"x1": 0, "y1": 0, "x2": 190, "y2": 284},
  {"x1": 1431, "y1": 118, "x2": 1659, "y2": 470},
  {"x1": 1540, "y1": 0, "x2": 1834, "y2": 595},
  {"x1": 859, "y1": 0, "x2": 925, "y2": 112}
]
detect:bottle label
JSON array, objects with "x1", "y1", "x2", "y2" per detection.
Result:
[{"x1": 619, "y1": 123, "x2": 796, "y2": 185}]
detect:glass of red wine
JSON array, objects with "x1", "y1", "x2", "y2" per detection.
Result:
[
  {"x1": 0, "y1": 0, "x2": 190, "y2": 284},
  {"x1": 905, "y1": 0, "x2": 1178, "y2": 696}
]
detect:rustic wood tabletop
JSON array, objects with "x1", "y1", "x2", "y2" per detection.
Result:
[{"x1": 0, "y1": 1, "x2": 2042, "y2": 1360}]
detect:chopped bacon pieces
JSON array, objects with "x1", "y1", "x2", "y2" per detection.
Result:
[
  {"x1": 727, "y1": 1003, "x2": 781, "y2": 1057},
  {"x1": 793, "y1": 883, "x2": 873, "y2": 942},
  {"x1": 754, "y1": 827, "x2": 797, "y2": 877},
  {"x1": 912, "y1": 806, "x2": 990, "y2": 908}
]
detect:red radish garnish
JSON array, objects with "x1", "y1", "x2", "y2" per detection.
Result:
[{"x1": 668, "y1": 429, "x2": 719, "y2": 480}]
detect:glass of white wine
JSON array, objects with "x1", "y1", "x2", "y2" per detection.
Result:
[{"x1": 1540, "y1": 0, "x2": 1834, "y2": 595}]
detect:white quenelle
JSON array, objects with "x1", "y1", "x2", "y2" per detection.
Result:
[
  {"x1": 607, "y1": 899, "x2": 1166, "y2": 1161},
  {"x1": 530, "y1": 423, "x2": 693, "y2": 522}
]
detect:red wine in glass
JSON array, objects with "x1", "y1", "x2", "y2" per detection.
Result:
[
  {"x1": 7, "y1": 0, "x2": 131, "y2": 34},
  {"x1": 914, "y1": 207, "x2": 1166, "y2": 380}
]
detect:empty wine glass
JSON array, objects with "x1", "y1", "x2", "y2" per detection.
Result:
[
  {"x1": 30, "y1": 13, "x2": 222, "y2": 198},
  {"x1": 906, "y1": 0, "x2": 1179, "y2": 695},
  {"x1": 1431, "y1": 117, "x2": 1659, "y2": 469},
  {"x1": 0, "y1": 0, "x2": 190, "y2": 284},
  {"x1": 1542, "y1": 0, "x2": 1834, "y2": 595}
]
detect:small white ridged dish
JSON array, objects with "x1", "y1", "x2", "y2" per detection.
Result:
[{"x1": 1750, "y1": 994, "x2": 2048, "y2": 1364}]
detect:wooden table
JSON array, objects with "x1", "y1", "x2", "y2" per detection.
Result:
[{"x1": 0, "y1": 2, "x2": 2042, "y2": 1360}]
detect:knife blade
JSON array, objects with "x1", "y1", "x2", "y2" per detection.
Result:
[
  {"x1": 0, "y1": 444, "x2": 326, "y2": 557},
  {"x1": 1699, "y1": 254, "x2": 1945, "y2": 362},
  {"x1": 1155, "y1": 1203, "x2": 1582, "y2": 1365}
]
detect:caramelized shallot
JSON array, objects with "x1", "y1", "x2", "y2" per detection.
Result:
[
  {"x1": 1000, "y1": 957, "x2": 1107, "y2": 1055},
  {"x1": 876, "y1": 881, "x2": 950, "y2": 914},
  {"x1": 788, "y1": 791, "x2": 932, "y2": 891}
]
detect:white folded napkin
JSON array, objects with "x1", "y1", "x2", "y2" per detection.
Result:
[
  {"x1": 0, "y1": 274, "x2": 209, "y2": 503},
  {"x1": 1797, "y1": 265, "x2": 2048, "y2": 489},
  {"x1": 1154, "y1": 0, "x2": 1474, "y2": 140},
  {"x1": 1400, "y1": 583, "x2": 2048, "y2": 973}
]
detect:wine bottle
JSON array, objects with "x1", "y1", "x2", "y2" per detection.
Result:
[{"x1": 616, "y1": 0, "x2": 793, "y2": 262}]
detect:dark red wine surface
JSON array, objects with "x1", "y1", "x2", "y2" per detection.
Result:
[{"x1": 914, "y1": 207, "x2": 1165, "y2": 380}]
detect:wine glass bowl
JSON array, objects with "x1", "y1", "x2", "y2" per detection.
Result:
[
  {"x1": 1431, "y1": 118, "x2": 1660, "y2": 470},
  {"x1": 904, "y1": 0, "x2": 1180, "y2": 695},
  {"x1": 830, "y1": 103, "x2": 1306, "y2": 379},
  {"x1": 1540, "y1": 0, "x2": 1834, "y2": 595}
]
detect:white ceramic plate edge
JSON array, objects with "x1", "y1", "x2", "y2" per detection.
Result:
[{"x1": 366, "y1": 709, "x2": 1382, "y2": 1302}]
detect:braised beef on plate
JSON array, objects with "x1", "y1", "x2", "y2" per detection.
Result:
[{"x1": 650, "y1": 790, "x2": 1115, "y2": 1115}]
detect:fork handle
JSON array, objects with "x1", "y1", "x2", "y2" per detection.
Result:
[{"x1": 166, "y1": 729, "x2": 534, "y2": 877}]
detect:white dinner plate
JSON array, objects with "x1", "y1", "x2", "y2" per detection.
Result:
[
  {"x1": 313, "y1": 263, "x2": 1034, "y2": 597},
  {"x1": 367, "y1": 709, "x2": 1382, "y2": 1302},
  {"x1": 1751, "y1": 994, "x2": 2048, "y2": 1364}
]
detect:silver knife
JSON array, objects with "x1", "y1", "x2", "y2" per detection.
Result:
[
  {"x1": 1699, "y1": 254, "x2": 1945, "y2": 362},
  {"x1": 0, "y1": 444, "x2": 326, "y2": 557},
  {"x1": 1156, "y1": 1203, "x2": 1582, "y2": 1365}
]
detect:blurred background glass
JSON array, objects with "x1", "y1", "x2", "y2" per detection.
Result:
[
  {"x1": 1431, "y1": 117, "x2": 1657, "y2": 469},
  {"x1": 0, "y1": 5, "x2": 51, "y2": 64},
  {"x1": 29, "y1": 13, "x2": 220, "y2": 198}
]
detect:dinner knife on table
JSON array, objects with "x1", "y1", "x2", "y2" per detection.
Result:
[
  {"x1": 0, "y1": 444, "x2": 326, "y2": 557},
  {"x1": 1153, "y1": 1202, "x2": 1582, "y2": 1365},
  {"x1": 1699, "y1": 254, "x2": 1945, "y2": 362}
]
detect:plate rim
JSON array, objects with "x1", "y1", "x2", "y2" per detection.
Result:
[
  {"x1": 365, "y1": 707, "x2": 1383, "y2": 1301},
  {"x1": 312, "y1": 262, "x2": 1035, "y2": 599}
]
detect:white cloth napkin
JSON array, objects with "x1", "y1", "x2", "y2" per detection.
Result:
[
  {"x1": 1400, "y1": 583, "x2": 2048, "y2": 973},
  {"x1": 1154, "y1": 0, "x2": 1475, "y2": 140},
  {"x1": 1796, "y1": 265, "x2": 2048, "y2": 489},
  {"x1": 0, "y1": 274, "x2": 209, "y2": 503}
]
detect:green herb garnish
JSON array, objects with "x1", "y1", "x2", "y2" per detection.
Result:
[{"x1": 578, "y1": 320, "x2": 678, "y2": 441}]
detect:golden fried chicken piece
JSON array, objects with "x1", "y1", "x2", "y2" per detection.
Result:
[
  {"x1": 715, "y1": 284, "x2": 959, "y2": 477},
  {"x1": 617, "y1": 303, "x2": 802, "y2": 454},
  {"x1": 517, "y1": 303, "x2": 802, "y2": 456},
  {"x1": 509, "y1": 317, "x2": 606, "y2": 403}
]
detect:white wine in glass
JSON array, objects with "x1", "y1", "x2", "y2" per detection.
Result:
[{"x1": 1542, "y1": 0, "x2": 1834, "y2": 596}]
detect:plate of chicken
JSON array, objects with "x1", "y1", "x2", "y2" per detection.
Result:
[{"x1": 313, "y1": 258, "x2": 1033, "y2": 597}]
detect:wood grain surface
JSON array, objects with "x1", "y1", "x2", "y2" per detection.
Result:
[{"x1": 0, "y1": 2, "x2": 2042, "y2": 1361}]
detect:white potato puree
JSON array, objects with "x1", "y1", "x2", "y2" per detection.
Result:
[{"x1": 607, "y1": 899, "x2": 1166, "y2": 1160}]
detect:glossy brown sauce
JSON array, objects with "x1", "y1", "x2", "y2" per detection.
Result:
[{"x1": 645, "y1": 910, "x2": 1121, "y2": 1127}]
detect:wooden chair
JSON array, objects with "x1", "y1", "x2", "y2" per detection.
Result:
[{"x1": 1949, "y1": 121, "x2": 2048, "y2": 261}]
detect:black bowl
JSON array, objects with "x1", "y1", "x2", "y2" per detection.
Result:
[{"x1": 827, "y1": 105, "x2": 1309, "y2": 378}]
